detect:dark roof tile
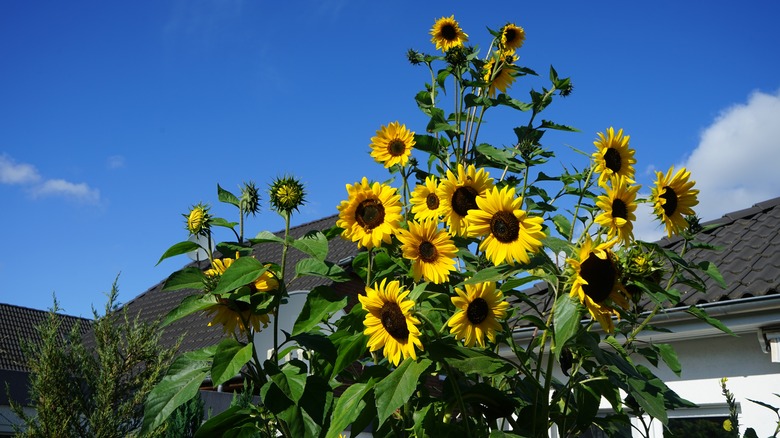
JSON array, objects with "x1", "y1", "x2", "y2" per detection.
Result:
[{"x1": 0, "y1": 303, "x2": 91, "y2": 372}]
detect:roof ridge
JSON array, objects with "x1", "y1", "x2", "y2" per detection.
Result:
[{"x1": 0, "y1": 301, "x2": 92, "y2": 322}]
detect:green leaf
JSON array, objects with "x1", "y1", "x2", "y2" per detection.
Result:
[
  {"x1": 330, "y1": 331, "x2": 367, "y2": 379},
  {"x1": 217, "y1": 184, "x2": 240, "y2": 207},
  {"x1": 291, "y1": 332, "x2": 337, "y2": 363},
  {"x1": 194, "y1": 406, "x2": 256, "y2": 438},
  {"x1": 326, "y1": 380, "x2": 375, "y2": 438},
  {"x1": 210, "y1": 217, "x2": 238, "y2": 230},
  {"x1": 627, "y1": 376, "x2": 667, "y2": 424},
  {"x1": 161, "y1": 294, "x2": 217, "y2": 327},
  {"x1": 162, "y1": 267, "x2": 206, "y2": 292},
  {"x1": 157, "y1": 241, "x2": 201, "y2": 265},
  {"x1": 553, "y1": 294, "x2": 581, "y2": 358},
  {"x1": 212, "y1": 256, "x2": 266, "y2": 294},
  {"x1": 413, "y1": 134, "x2": 441, "y2": 155},
  {"x1": 292, "y1": 286, "x2": 348, "y2": 336},
  {"x1": 543, "y1": 236, "x2": 574, "y2": 258},
  {"x1": 295, "y1": 258, "x2": 351, "y2": 282},
  {"x1": 747, "y1": 397, "x2": 780, "y2": 413},
  {"x1": 465, "y1": 264, "x2": 523, "y2": 284},
  {"x1": 269, "y1": 360, "x2": 308, "y2": 403},
  {"x1": 696, "y1": 260, "x2": 726, "y2": 289},
  {"x1": 427, "y1": 341, "x2": 515, "y2": 376},
  {"x1": 290, "y1": 231, "x2": 329, "y2": 261},
  {"x1": 211, "y1": 339, "x2": 253, "y2": 386},
  {"x1": 489, "y1": 432, "x2": 523, "y2": 438},
  {"x1": 551, "y1": 214, "x2": 572, "y2": 239},
  {"x1": 656, "y1": 343, "x2": 682, "y2": 376},
  {"x1": 250, "y1": 230, "x2": 285, "y2": 244},
  {"x1": 374, "y1": 358, "x2": 432, "y2": 427},
  {"x1": 494, "y1": 94, "x2": 533, "y2": 111},
  {"x1": 539, "y1": 119, "x2": 579, "y2": 132},
  {"x1": 686, "y1": 306, "x2": 736, "y2": 336},
  {"x1": 141, "y1": 346, "x2": 216, "y2": 434}
]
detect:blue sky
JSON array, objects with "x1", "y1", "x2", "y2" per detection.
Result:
[{"x1": 2, "y1": 1, "x2": 779, "y2": 317}]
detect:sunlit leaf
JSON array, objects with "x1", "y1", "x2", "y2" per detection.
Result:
[
  {"x1": 157, "y1": 241, "x2": 200, "y2": 265},
  {"x1": 162, "y1": 267, "x2": 206, "y2": 292},
  {"x1": 375, "y1": 358, "x2": 432, "y2": 426}
]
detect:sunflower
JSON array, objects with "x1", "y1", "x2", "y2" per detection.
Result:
[
  {"x1": 592, "y1": 127, "x2": 636, "y2": 187},
  {"x1": 369, "y1": 121, "x2": 415, "y2": 168},
  {"x1": 430, "y1": 15, "x2": 468, "y2": 52},
  {"x1": 269, "y1": 175, "x2": 306, "y2": 214},
  {"x1": 437, "y1": 164, "x2": 494, "y2": 236},
  {"x1": 448, "y1": 281, "x2": 509, "y2": 348},
  {"x1": 500, "y1": 23, "x2": 526, "y2": 54},
  {"x1": 337, "y1": 177, "x2": 403, "y2": 249},
  {"x1": 203, "y1": 255, "x2": 275, "y2": 334},
  {"x1": 567, "y1": 237, "x2": 629, "y2": 333},
  {"x1": 359, "y1": 279, "x2": 423, "y2": 366},
  {"x1": 410, "y1": 175, "x2": 443, "y2": 222},
  {"x1": 396, "y1": 220, "x2": 458, "y2": 284},
  {"x1": 185, "y1": 203, "x2": 210, "y2": 235},
  {"x1": 483, "y1": 54, "x2": 518, "y2": 98},
  {"x1": 595, "y1": 176, "x2": 640, "y2": 245},
  {"x1": 466, "y1": 186, "x2": 545, "y2": 265},
  {"x1": 652, "y1": 166, "x2": 699, "y2": 237}
]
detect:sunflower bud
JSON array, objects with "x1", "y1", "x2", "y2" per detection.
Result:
[
  {"x1": 184, "y1": 203, "x2": 211, "y2": 236},
  {"x1": 240, "y1": 181, "x2": 262, "y2": 216},
  {"x1": 407, "y1": 49, "x2": 424, "y2": 66},
  {"x1": 269, "y1": 176, "x2": 306, "y2": 214}
]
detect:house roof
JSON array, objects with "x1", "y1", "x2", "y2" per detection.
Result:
[
  {"x1": 121, "y1": 214, "x2": 360, "y2": 354},
  {"x1": 0, "y1": 303, "x2": 91, "y2": 372},
  {"x1": 660, "y1": 196, "x2": 780, "y2": 305}
]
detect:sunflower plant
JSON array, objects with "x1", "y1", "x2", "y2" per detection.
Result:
[{"x1": 142, "y1": 16, "x2": 729, "y2": 438}]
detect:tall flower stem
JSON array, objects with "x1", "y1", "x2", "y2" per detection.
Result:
[{"x1": 272, "y1": 211, "x2": 291, "y2": 364}]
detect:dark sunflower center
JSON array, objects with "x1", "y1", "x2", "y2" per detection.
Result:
[
  {"x1": 660, "y1": 186, "x2": 678, "y2": 217},
  {"x1": 380, "y1": 302, "x2": 409, "y2": 340},
  {"x1": 222, "y1": 298, "x2": 252, "y2": 312},
  {"x1": 490, "y1": 211, "x2": 520, "y2": 243},
  {"x1": 504, "y1": 29, "x2": 517, "y2": 44},
  {"x1": 611, "y1": 199, "x2": 628, "y2": 220},
  {"x1": 466, "y1": 298, "x2": 489, "y2": 324},
  {"x1": 418, "y1": 241, "x2": 438, "y2": 262},
  {"x1": 451, "y1": 186, "x2": 478, "y2": 217},
  {"x1": 355, "y1": 199, "x2": 385, "y2": 231},
  {"x1": 580, "y1": 253, "x2": 616, "y2": 303},
  {"x1": 388, "y1": 139, "x2": 406, "y2": 157},
  {"x1": 426, "y1": 193, "x2": 440, "y2": 210},
  {"x1": 441, "y1": 23, "x2": 457, "y2": 41},
  {"x1": 604, "y1": 148, "x2": 622, "y2": 173}
]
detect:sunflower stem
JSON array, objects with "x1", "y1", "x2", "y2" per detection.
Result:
[{"x1": 272, "y1": 211, "x2": 292, "y2": 364}]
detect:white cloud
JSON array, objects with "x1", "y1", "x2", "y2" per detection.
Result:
[
  {"x1": 32, "y1": 179, "x2": 100, "y2": 203},
  {"x1": 107, "y1": 155, "x2": 125, "y2": 169},
  {"x1": 632, "y1": 89, "x2": 780, "y2": 241},
  {"x1": 682, "y1": 89, "x2": 780, "y2": 221},
  {"x1": 0, "y1": 154, "x2": 101, "y2": 203},
  {"x1": 0, "y1": 154, "x2": 41, "y2": 184}
]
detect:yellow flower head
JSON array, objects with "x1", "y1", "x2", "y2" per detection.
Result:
[
  {"x1": 369, "y1": 121, "x2": 415, "y2": 168},
  {"x1": 652, "y1": 166, "x2": 699, "y2": 238},
  {"x1": 567, "y1": 237, "x2": 629, "y2": 333},
  {"x1": 448, "y1": 281, "x2": 509, "y2": 348},
  {"x1": 483, "y1": 53, "x2": 518, "y2": 98},
  {"x1": 359, "y1": 279, "x2": 423, "y2": 366},
  {"x1": 185, "y1": 203, "x2": 210, "y2": 235},
  {"x1": 203, "y1": 255, "x2": 276, "y2": 335},
  {"x1": 466, "y1": 185, "x2": 545, "y2": 265},
  {"x1": 396, "y1": 220, "x2": 458, "y2": 284},
  {"x1": 592, "y1": 127, "x2": 637, "y2": 187},
  {"x1": 499, "y1": 23, "x2": 525, "y2": 54},
  {"x1": 337, "y1": 177, "x2": 402, "y2": 249},
  {"x1": 595, "y1": 176, "x2": 641, "y2": 245},
  {"x1": 269, "y1": 176, "x2": 306, "y2": 214},
  {"x1": 437, "y1": 164, "x2": 494, "y2": 236},
  {"x1": 430, "y1": 15, "x2": 468, "y2": 52},
  {"x1": 410, "y1": 175, "x2": 443, "y2": 222}
]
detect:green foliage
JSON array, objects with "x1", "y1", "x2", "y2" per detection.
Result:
[{"x1": 9, "y1": 279, "x2": 178, "y2": 437}]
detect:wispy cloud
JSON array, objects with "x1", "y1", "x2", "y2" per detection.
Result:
[
  {"x1": 0, "y1": 154, "x2": 41, "y2": 184},
  {"x1": 0, "y1": 154, "x2": 101, "y2": 203},
  {"x1": 107, "y1": 155, "x2": 125, "y2": 169},
  {"x1": 31, "y1": 179, "x2": 101, "y2": 203},
  {"x1": 633, "y1": 89, "x2": 780, "y2": 241}
]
